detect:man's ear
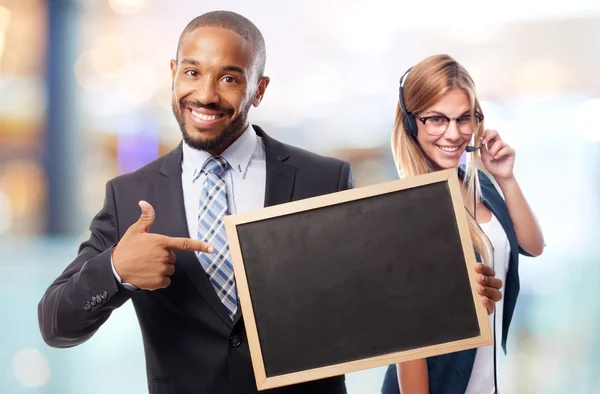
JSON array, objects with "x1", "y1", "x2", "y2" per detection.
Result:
[
  {"x1": 253, "y1": 76, "x2": 270, "y2": 107},
  {"x1": 170, "y1": 59, "x2": 177, "y2": 80}
]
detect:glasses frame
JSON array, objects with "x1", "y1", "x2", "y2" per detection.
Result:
[{"x1": 413, "y1": 113, "x2": 484, "y2": 135}]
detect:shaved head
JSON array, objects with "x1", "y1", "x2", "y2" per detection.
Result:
[{"x1": 176, "y1": 10, "x2": 266, "y2": 77}]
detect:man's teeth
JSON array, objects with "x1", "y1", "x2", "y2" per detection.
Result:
[
  {"x1": 191, "y1": 110, "x2": 221, "y2": 121},
  {"x1": 438, "y1": 146, "x2": 459, "y2": 152}
]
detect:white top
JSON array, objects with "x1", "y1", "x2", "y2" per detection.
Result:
[
  {"x1": 465, "y1": 213, "x2": 512, "y2": 394},
  {"x1": 181, "y1": 124, "x2": 267, "y2": 239}
]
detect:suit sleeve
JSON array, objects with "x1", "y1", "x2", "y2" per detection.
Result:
[
  {"x1": 337, "y1": 161, "x2": 355, "y2": 191},
  {"x1": 38, "y1": 180, "x2": 132, "y2": 348}
]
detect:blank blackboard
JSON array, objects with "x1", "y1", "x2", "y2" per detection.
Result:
[{"x1": 224, "y1": 168, "x2": 492, "y2": 391}]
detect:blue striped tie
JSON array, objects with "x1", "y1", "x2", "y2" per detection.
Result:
[{"x1": 196, "y1": 156, "x2": 237, "y2": 319}]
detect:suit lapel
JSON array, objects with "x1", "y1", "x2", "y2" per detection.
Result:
[
  {"x1": 254, "y1": 125, "x2": 297, "y2": 208},
  {"x1": 155, "y1": 143, "x2": 233, "y2": 327}
]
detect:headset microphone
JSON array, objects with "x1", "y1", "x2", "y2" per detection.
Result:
[{"x1": 465, "y1": 146, "x2": 480, "y2": 153}]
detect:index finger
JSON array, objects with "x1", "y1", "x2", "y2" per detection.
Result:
[
  {"x1": 474, "y1": 262, "x2": 495, "y2": 277},
  {"x1": 481, "y1": 129, "x2": 498, "y2": 144},
  {"x1": 159, "y1": 235, "x2": 215, "y2": 253}
]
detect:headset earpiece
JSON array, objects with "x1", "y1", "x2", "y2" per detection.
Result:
[{"x1": 398, "y1": 67, "x2": 418, "y2": 139}]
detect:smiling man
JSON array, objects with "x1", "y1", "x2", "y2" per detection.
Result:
[
  {"x1": 37, "y1": 11, "x2": 503, "y2": 394},
  {"x1": 37, "y1": 10, "x2": 354, "y2": 394}
]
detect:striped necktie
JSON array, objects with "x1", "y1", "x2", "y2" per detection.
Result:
[{"x1": 196, "y1": 156, "x2": 237, "y2": 319}]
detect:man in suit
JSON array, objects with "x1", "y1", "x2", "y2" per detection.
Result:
[{"x1": 38, "y1": 11, "x2": 502, "y2": 394}]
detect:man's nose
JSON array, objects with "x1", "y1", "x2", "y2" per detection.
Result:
[{"x1": 196, "y1": 79, "x2": 219, "y2": 104}]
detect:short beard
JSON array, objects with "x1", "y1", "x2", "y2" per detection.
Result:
[{"x1": 173, "y1": 100, "x2": 252, "y2": 152}]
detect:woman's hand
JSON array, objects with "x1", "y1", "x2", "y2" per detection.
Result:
[{"x1": 480, "y1": 129, "x2": 515, "y2": 180}]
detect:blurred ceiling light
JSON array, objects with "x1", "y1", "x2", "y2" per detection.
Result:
[
  {"x1": 0, "y1": 32, "x2": 5, "y2": 66},
  {"x1": 81, "y1": 91, "x2": 131, "y2": 117},
  {"x1": 81, "y1": 55, "x2": 162, "y2": 116},
  {"x1": 89, "y1": 34, "x2": 130, "y2": 76},
  {"x1": 0, "y1": 189, "x2": 12, "y2": 234},
  {"x1": 578, "y1": 98, "x2": 600, "y2": 142},
  {"x1": 116, "y1": 57, "x2": 160, "y2": 106},
  {"x1": 0, "y1": 76, "x2": 44, "y2": 117},
  {"x1": 316, "y1": 1, "x2": 404, "y2": 55},
  {"x1": 0, "y1": 5, "x2": 9, "y2": 63},
  {"x1": 11, "y1": 348, "x2": 51, "y2": 388},
  {"x1": 74, "y1": 51, "x2": 109, "y2": 92},
  {"x1": 108, "y1": 0, "x2": 146, "y2": 15},
  {"x1": 0, "y1": 160, "x2": 45, "y2": 217},
  {"x1": 514, "y1": 58, "x2": 566, "y2": 94},
  {"x1": 73, "y1": 34, "x2": 130, "y2": 91},
  {"x1": 442, "y1": 26, "x2": 504, "y2": 44},
  {"x1": 0, "y1": 5, "x2": 10, "y2": 33},
  {"x1": 310, "y1": 0, "x2": 600, "y2": 36}
]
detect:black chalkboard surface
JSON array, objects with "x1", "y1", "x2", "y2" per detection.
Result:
[{"x1": 224, "y1": 168, "x2": 492, "y2": 391}]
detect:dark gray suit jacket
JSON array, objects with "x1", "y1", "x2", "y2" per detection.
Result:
[{"x1": 38, "y1": 126, "x2": 354, "y2": 394}]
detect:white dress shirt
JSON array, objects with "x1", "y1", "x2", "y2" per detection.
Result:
[
  {"x1": 181, "y1": 124, "x2": 266, "y2": 239},
  {"x1": 112, "y1": 124, "x2": 267, "y2": 289}
]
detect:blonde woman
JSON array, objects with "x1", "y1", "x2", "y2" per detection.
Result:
[{"x1": 380, "y1": 54, "x2": 544, "y2": 394}]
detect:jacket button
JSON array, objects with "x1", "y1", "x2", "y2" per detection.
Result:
[
  {"x1": 101, "y1": 290, "x2": 108, "y2": 300},
  {"x1": 230, "y1": 335, "x2": 241, "y2": 348},
  {"x1": 90, "y1": 297, "x2": 97, "y2": 306},
  {"x1": 83, "y1": 301, "x2": 91, "y2": 311},
  {"x1": 95, "y1": 295, "x2": 103, "y2": 304}
]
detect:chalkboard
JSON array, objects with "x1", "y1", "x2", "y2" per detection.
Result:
[{"x1": 224, "y1": 168, "x2": 492, "y2": 391}]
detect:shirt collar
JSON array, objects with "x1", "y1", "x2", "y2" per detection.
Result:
[{"x1": 182, "y1": 124, "x2": 257, "y2": 182}]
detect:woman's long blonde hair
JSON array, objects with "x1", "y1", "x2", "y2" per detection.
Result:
[{"x1": 391, "y1": 54, "x2": 492, "y2": 265}]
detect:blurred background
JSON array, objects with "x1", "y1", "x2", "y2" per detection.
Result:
[{"x1": 0, "y1": 0, "x2": 599, "y2": 393}]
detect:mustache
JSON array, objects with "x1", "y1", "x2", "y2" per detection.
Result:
[{"x1": 180, "y1": 100, "x2": 234, "y2": 116}]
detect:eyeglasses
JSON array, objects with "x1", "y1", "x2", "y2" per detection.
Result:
[{"x1": 413, "y1": 113, "x2": 484, "y2": 136}]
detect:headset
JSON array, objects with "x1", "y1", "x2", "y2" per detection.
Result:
[{"x1": 398, "y1": 67, "x2": 418, "y2": 139}]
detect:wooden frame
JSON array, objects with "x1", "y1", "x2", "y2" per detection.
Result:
[{"x1": 224, "y1": 168, "x2": 493, "y2": 391}]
